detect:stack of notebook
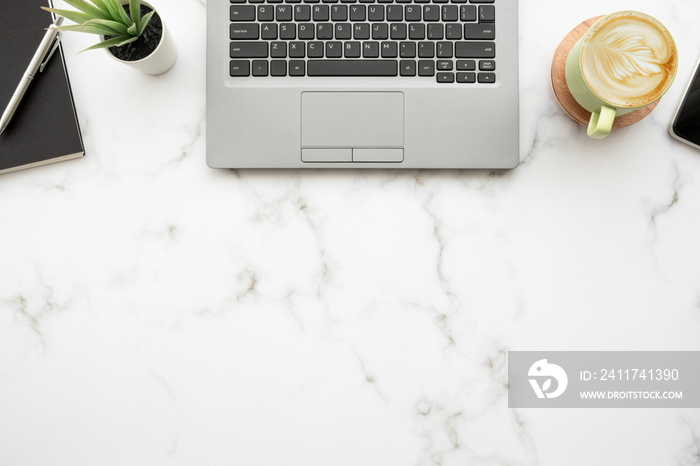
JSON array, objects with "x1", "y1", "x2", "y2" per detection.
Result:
[{"x1": 0, "y1": 0, "x2": 84, "y2": 175}]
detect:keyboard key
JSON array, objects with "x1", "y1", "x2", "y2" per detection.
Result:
[
  {"x1": 317, "y1": 23, "x2": 333, "y2": 38},
  {"x1": 418, "y1": 59, "x2": 434, "y2": 76},
  {"x1": 427, "y1": 23, "x2": 443, "y2": 39},
  {"x1": 230, "y1": 42, "x2": 268, "y2": 58},
  {"x1": 423, "y1": 5, "x2": 440, "y2": 21},
  {"x1": 479, "y1": 59, "x2": 495, "y2": 71},
  {"x1": 270, "y1": 60, "x2": 287, "y2": 76},
  {"x1": 289, "y1": 41, "x2": 306, "y2": 57},
  {"x1": 368, "y1": 5, "x2": 384, "y2": 21},
  {"x1": 372, "y1": 23, "x2": 389, "y2": 39},
  {"x1": 437, "y1": 60, "x2": 453, "y2": 70},
  {"x1": 326, "y1": 41, "x2": 343, "y2": 57},
  {"x1": 400, "y1": 41, "x2": 416, "y2": 57},
  {"x1": 457, "y1": 71, "x2": 476, "y2": 83},
  {"x1": 262, "y1": 23, "x2": 278, "y2": 39},
  {"x1": 445, "y1": 23, "x2": 461, "y2": 39},
  {"x1": 331, "y1": 5, "x2": 348, "y2": 20},
  {"x1": 308, "y1": 41, "x2": 324, "y2": 57},
  {"x1": 294, "y1": 4, "x2": 311, "y2": 20},
  {"x1": 307, "y1": 59, "x2": 398, "y2": 76},
  {"x1": 276, "y1": 5, "x2": 293, "y2": 20},
  {"x1": 418, "y1": 41, "x2": 434, "y2": 58},
  {"x1": 381, "y1": 41, "x2": 398, "y2": 57},
  {"x1": 442, "y1": 5, "x2": 458, "y2": 21},
  {"x1": 230, "y1": 60, "x2": 250, "y2": 76},
  {"x1": 479, "y1": 5, "x2": 495, "y2": 22},
  {"x1": 456, "y1": 59, "x2": 475, "y2": 70},
  {"x1": 289, "y1": 60, "x2": 306, "y2": 76},
  {"x1": 252, "y1": 60, "x2": 269, "y2": 76},
  {"x1": 478, "y1": 72, "x2": 496, "y2": 83},
  {"x1": 280, "y1": 24, "x2": 296, "y2": 39},
  {"x1": 363, "y1": 41, "x2": 380, "y2": 57},
  {"x1": 230, "y1": 23, "x2": 259, "y2": 40},
  {"x1": 353, "y1": 23, "x2": 370, "y2": 39},
  {"x1": 455, "y1": 42, "x2": 495, "y2": 58},
  {"x1": 298, "y1": 23, "x2": 314, "y2": 39},
  {"x1": 258, "y1": 5, "x2": 275, "y2": 20},
  {"x1": 313, "y1": 5, "x2": 330, "y2": 20},
  {"x1": 408, "y1": 23, "x2": 425, "y2": 39},
  {"x1": 460, "y1": 5, "x2": 476, "y2": 21},
  {"x1": 336, "y1": 23, "x2": 352, "y2": 39},
  {"x1": 270, "y1": 41, "x2": 287, "y2": 57},
  {"x1": 437, "y1": 72, "x2": 455, "y2": 83},
  {"x1": 387, "y1": 5, "x2": 403, "y2": 21},
  {"x1": 400, "y1": 60, "x2": 417, "y2": 76},
  {"x1": 390, "y1": 23, "x2": 407, "y2": 39},
  {"x1": 437, "y1": 41, "x2": 452, "y2": 58},
  {"x1": 230, "y1": 5, "x2": 256, "y2": 21},
  {"x1": 405, "y1": 5, "x2": 421, "y2": 21},
  {"x1": 350, "y1": 5, "x2": 366, "y2": 20},
  {"x1": 344, "y1": 41, "x2": 361, "y2": 57},
  {"x1": 464, "y1": 23, "x2": 495, "y2": 40}
]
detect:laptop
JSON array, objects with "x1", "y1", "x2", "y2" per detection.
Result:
[{"x1": 206, "y1": 0, "x2": 519, "y2": 169}]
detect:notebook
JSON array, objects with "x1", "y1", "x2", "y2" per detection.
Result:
[
  {"x1": 206, "y1": 0, "x2": 520, "y2": 169},
  {"x1": 0, "y1": 0, "x2": 84, "y2": 175}
]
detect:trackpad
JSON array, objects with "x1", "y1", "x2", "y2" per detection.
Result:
[{"x1": 301, "y1": 92, "x2": 404, "y2": 148}]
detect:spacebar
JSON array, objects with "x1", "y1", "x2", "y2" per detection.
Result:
[{"x1": 307, "y1": 60, "x2": 398, "y2": 76}]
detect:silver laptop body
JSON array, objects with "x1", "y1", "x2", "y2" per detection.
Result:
[{"x1": 207, "y1": 0, "x2": 519, "y2": 169}]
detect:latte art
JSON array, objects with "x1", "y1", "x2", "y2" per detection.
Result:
[{"x1": 581, "y1": 12, "x2": 676, "y2": 107}]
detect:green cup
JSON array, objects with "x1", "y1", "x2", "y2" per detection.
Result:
[{"x1": 565, "y1": 11, "x2": 678, "y2": 139}]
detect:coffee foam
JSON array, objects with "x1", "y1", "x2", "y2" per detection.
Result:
[{"x1": 580, "y1": 12, "x2": 676, "y2": 107}]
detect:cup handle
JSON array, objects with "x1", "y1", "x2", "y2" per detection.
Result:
[{"x1": 587, "y1": 106, "x2": 617, "y2": 139}]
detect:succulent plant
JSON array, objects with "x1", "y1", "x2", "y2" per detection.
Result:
[{"x1": 43, "y1": 0, "x2": 154, "y2": 52}]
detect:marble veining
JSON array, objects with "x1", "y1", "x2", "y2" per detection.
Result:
[
  {"x1": 648, "y1": 160, "x2": 682, "y2": 237},
  {"x1": 1, "y1": 0, "x2": 700, "y2": 465},
  {"x1": 678, "y1": 418, "x2": 700, "y2": 465}
]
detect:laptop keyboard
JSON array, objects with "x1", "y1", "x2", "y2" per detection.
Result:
[{"x1": 228, "y1": 0, "x2": 497, "y2": 83}]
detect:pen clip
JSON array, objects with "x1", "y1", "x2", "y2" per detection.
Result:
[{"x1": 39, "y1": 32, "x2": 62, "y2": 73}]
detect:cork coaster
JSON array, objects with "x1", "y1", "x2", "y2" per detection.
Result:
[{"x1": 550, "y1": 16, "x2": 659, "y2": 128}]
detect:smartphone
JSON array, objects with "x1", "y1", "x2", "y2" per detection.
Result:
[{"x1": 670, "y1": 57, "x2": 700, "y2": 150}]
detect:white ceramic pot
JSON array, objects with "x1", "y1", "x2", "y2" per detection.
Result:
[{"x1": 102, "y1": 1, "x2": 177, "y2": 76}]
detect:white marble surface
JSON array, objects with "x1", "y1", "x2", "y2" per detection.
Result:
[{"x1": 2, "y1": 0, "x2": 700, "y2": 465}]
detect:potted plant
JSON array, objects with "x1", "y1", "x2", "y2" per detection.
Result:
[{"x1": 43, "y1": 0, "x2": 177, "y2": 75}]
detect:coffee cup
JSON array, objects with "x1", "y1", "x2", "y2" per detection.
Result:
[{"x1": 565, "y1": 11, "x2": 677, "y2": 139}]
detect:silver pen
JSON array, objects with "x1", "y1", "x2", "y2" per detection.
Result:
[{"x1": 0, "y1": 16, "x2": 64, "y2": 137}]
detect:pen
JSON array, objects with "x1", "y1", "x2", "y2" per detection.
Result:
[{"x1": 0, "y1": 16, "x2": 63, "y2": 137}]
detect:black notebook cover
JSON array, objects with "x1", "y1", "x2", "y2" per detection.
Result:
[{"x1": 0, "y1": 0, "x2": 84, "y2": 175}]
